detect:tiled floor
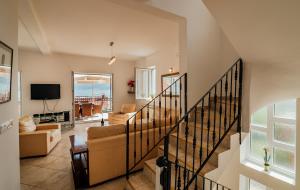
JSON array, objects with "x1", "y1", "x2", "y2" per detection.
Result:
[{"x1": 20, "y1": 123, "x2": 127, "y2": 190}]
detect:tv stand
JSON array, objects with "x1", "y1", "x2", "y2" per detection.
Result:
[{"x1": 33, "y1": 111, "x2": 72, "y2": 129}]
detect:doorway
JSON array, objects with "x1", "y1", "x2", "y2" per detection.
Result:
[{"x1": 72, "y1": 73, "x2": 113, "y2": 123}]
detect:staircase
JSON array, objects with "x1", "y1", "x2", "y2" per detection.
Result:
[{"x1": 126, "y1": 59, "x2": 243, "y2": 190}]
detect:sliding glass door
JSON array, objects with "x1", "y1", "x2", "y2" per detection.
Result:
[{"x1": 73, "y1": 73, "x2": 112, "y2": 120}]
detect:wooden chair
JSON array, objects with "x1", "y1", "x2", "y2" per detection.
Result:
[
  {"x1": 81, "y1": 103, "x2": 93, "y2": 117},
  {"x1": 93, "y1": 104, "x2": 103, "y2": 115},
  {"x1": 75, "y1": 104, "x2": 81, "y2": 118}
]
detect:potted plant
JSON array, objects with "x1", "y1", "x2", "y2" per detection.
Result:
[
  {"x1": 263, "y1": 147, "x2": 271, "y2": 172},
  {"x1": 128, "y1": 80, "x2": 135, "y2": 93}
]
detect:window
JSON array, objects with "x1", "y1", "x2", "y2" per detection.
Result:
[
  {"x1": 250, "y1": 130, "x2": 267, "y2": 161},
  {"x1": 251, "y1": 106, "x2": 268, "y2": 127},
  {"x1": 249, "y1": 99, "x2": 296, "y2": 177},
  {"x1": 135, "y1": 67, "x2": 156, "y2": 99},
  {"x1": 74, "y1": 73, "x2": 113, "y2": 113},
  {"x1": 240, "y1": 175, "x2": 271, "y2": 190}
]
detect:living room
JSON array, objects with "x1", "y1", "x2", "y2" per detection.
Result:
[
  {"x1": 15, "y1": 0, "x2": 181, "y2": 189},
  {"x1": 4, "y1": 0, "x2": 300, "y2": 190}
]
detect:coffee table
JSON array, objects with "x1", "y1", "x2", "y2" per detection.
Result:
[{"x1": 69, "y1": 135, "x2": 89, "y2": 188}]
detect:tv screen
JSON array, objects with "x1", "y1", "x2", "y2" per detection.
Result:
[{"x1": 31, "y1": 84, "x2": 61, "y2": 100}]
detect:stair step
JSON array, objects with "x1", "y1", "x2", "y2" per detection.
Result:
[
  {"x1": 144, "y1": 158, "x2": 157, "y2": 184},
  {"x1": 169, "y1": 133, "x2": 230, "y2": 167},
  {"x1": 158, "y1": 144, "x2": 217, "y2": 176},
  {"x1": 185, "y1": 122, "x2": 236, "y2": 134},
  {"x1": 172, "y1": 132, "x2": 229, "y2": 150},
  {"x1": 127, "y1": 172, "x2": 155, "y2": 190},
  {"x1": 179, "y1": 122, "x2": 235, "y2": 148},
  {"x1": 210, "y1": 96, "x2": 239, "y2": 105},
  {"x1": 190, "y1": 109, "x2": 237, "y2": 124},
  {"x1": 143, "y1": 157, "x2": 205, "y2": 189}
]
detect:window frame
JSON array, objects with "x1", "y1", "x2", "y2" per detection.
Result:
[
  {"x1": 135, "y1": 67, "x2": 156, "y2": 100},
  {"x1": 73, "y1": 72, "x2": 113, "y2": 112},
  {"x1": 249, "y1": 100, "x2": 296, "y2": 177}
]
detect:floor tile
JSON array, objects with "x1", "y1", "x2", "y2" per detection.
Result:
[{"x1": 20, "y1": 125, "x2": 127, "y2": 190}]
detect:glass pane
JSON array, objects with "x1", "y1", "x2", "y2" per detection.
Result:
[
  {"x1": 274, "y1": 148, "x2": 295, "y2": 171},
  {"x1": 274, "y1": 123, "x2": 295, "y2": 145},
  {"x1": 249, "y1": 179, "x2": 267, "y2": 190},
  {"x1": 136, "y1": 68, "x2": 149, "y2": 99},
  {"x1": 149, "y1": 69, "x2": 156, "y2": 97},
  {"x1": 274, "y1": 99, "x2": 296, "y2": 119},
  {"x1": 251, "y1": 107, "x2": 268, "y2": 127},
  {"x1": 74, "y1": 73, "x2": 113, "y2": 116},
  {"x1": 250, "y1": 130, "x2": 268, "y2": 161}
]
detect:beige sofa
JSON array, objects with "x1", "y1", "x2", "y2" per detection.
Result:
[
  {"x1": 19, "y1": 116, "x2": 61, "y2": 158},
  {"x1": 87, "y1": 122, "x2": 171, "y2": 186},
  {"x1": 86, "y1": 105, "x2": 178, "y2": 185},
  {"x1": 108, "y1": 104, "x2": 136, "y2": 124}
]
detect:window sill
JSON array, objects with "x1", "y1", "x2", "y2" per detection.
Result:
[{"x1": 241, "y1": 160, "x2": 295, "y2": 185}]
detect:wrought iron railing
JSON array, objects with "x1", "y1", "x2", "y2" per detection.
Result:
[
  {"x1": 160, "y1": 59, "x2": 243, "y2": 189},
  {"x1": 126, "y1": 73, "x2": 187, "y2": 178},
  {"x1": 166, "y1": 162, "x2": 231, "y2": 190},
  {"x1": 74, "y1": 96, "x2": 112, "y2": 112}
]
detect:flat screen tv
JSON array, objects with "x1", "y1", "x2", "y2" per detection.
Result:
[{"x1": 31, "y1": 84, "x2": 61, "y2": 100}]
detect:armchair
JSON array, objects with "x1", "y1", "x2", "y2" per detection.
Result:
[{"x1": 19, "y1": 115, "x2": 61, "y2": 158}]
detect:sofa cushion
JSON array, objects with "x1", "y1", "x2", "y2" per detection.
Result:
[
  {"x1": 120, "y1": 104, "x2": 136, "y2": 114},
  {"x1": 19, "y1": 115, "x2": 37, "y2": 133},
  {"x1": 88, "y1": 124, "x2": 126, "y2": 140}
]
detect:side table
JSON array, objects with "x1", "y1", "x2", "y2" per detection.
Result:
[{"x1": 69, "y1": 135, "x2": 89, "y2": 188}]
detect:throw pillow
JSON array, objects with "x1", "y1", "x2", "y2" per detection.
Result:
[{"x1": 19, "y1": 115, "x2": 37, "y2": 133}]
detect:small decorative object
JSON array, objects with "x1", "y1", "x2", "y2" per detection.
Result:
[
  {"x1": 101, "y1": 111, "x2": 105, "y2": 126},
  {"x1": 0, "y1": 41, "x2": 13, "y2": 104},
  {"x1": 263, "y1": 147, "x2": 271, "y2": 172},
  {"x1": 127, "y1": 80, "x2": 135, "y2": 93},
  {"x1": 100, "y1": 96, "x2": 105, "y2": 126}
]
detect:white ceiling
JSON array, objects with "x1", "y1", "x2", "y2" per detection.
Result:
[
  {"x1": 203, "y1": 0, "x2": 300, "y2": 65},
  {"x1": 18, "y1": 20, "x2": 37, "y2": 49},
  {"x1": 18, "y1": 0, "x2": 180, "y2": 61}
]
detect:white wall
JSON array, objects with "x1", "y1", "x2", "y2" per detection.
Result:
[
  {"x1": 19, "y1": 49, "x2": 135, "y2": 117},
  {"x1": 202, "y1": 0, "x2": 300, "y2": 132},
  {"x1": 134, "y1": 47, "x2": 180, "y2": 108},
  {"x1": 0, "y1": 0, "x2": 20, "y2": 189},
  {"x1": 250, "y1": 62, "x2": 300, "y2": 112},
  {"x1": 146, "y1": 0, "x2": 239, "y2": 108},
  {"x1": 135, "y1": 47, "x2": 180, "y2": 92}
]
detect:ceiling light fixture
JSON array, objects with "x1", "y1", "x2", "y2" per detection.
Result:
[{"x1": 108, "y1": 41, "x2": 116, "y2": 65}]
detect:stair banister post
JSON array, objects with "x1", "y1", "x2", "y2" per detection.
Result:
[
  {"x1": 126, "y1": 120, "x2": 129, "y2": 179},
  {"x1": 237, "y1": 59, "x2": 244, "y2": 144},
  {"x1": 184, "y1": 73, "x2": 188, "y2": 114},
  {"x1": 156, "y1": 135, "x2": 171, "y2": 190}
]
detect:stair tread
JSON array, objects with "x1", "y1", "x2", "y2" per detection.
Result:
[
  {"x1": 188, "y1": 122, "x2": 237, "y2": 132},
  {"x1": 210, "y1": 96, "x2": 239, "y2": 103},
  {"x1": 202, "y1": 109, "x2": 234, "y2": 118},
  {"x1": 128, "y1": 172, "x2": 155, "y2": 190},
  {"x1": 159, "y1": 144, "x2": 217, "y2": 175},
  {"x1": 143, "y1": 157, "x2": 203, "y2": 189},
  {"x1": 144, "y1": 158, "x2": 156, "y2": 174},
  {"x1": 170, "y1": 133, "x2": 229, "y2": 154}
]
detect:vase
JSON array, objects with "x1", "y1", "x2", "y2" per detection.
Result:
[{"x1": 264, "y1": 164, "x2": 270, "y2": 172}]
